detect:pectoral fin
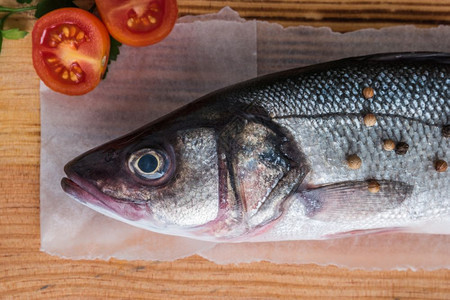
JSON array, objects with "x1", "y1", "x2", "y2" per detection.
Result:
[{"x1": 298, "y1": 180, "x2": 413, "y2": 222}]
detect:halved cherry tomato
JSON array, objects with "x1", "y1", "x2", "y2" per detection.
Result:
[
  {"x1": 32, "y1": 8, "x2": 110, "y2": 95},
  {"x1": 95, "y1": 0, "x2": 178, "y2": 47}
]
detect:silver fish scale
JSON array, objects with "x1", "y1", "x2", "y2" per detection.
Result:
[
  {"x1": 150, "y1": 128, "x2": 219, "y2": 227},
  {"x1": 250, "y1": 63, "x2": 449, "y2": 125},
  {"x1": 266, "y1": 113, "x2": 449, "y2": 239},
  {"x1": 231, "y1": 60, "x2": 449, "y2": 240}
]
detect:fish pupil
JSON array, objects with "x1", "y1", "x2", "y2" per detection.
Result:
[{"x1": 138, "y1": 154, "x2": 158, "y2": 173}]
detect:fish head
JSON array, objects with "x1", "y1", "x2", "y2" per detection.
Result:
[
  {"x1": 62, "y1": 122, "x2": 223, "y2": 239},
  {"x1": 61, "y1": 94, "x2": 309, "y2": 241}
]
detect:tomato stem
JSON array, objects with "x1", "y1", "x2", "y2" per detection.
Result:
[
  {"x1": 0, "y1": 12, "x2": 12, "y2": 54},
  {"x1": 0, "y1": 12, "x2": 11, "y2": 28},
  {"x1": 0, "y1": 6, "x2": 37, "y2": 13}
]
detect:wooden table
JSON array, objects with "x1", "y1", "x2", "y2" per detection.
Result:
[{"x1": 1, "y1": 0, "x2": 449, "y2": 298}]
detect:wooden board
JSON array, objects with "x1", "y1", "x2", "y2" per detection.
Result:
[{"x1": 1, "y1": 0, "x2": 449, "y2": 298}]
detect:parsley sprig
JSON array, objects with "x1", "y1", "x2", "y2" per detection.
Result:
[
  {"x1": 34, "y1": 0, "x2": 77, "y2": 18},
  {"x1": 0, "y1": 2, "x2": 36, "y2": 52},
  {"x1": 103, "y1": 36, "x2": 121, "y2": 80}
]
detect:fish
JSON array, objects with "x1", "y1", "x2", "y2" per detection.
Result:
[{"x1": 61, "y1": 52, "x2": 450, "y2": 242}]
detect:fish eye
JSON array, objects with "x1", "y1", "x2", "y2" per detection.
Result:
[
  {"x1": 138, "y1": 153, "x2": 159, "y2": 173},
  {"x1": 128, "y1": 149, "x2": 168, "y2": 180}
]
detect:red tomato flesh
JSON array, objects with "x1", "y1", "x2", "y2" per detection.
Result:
[
  {"x1": 95, "y1": 0, "x2": 178, "y2": 47},
  {"x1": 32, "y1": 8, "x2": 110, "y2": 95}
]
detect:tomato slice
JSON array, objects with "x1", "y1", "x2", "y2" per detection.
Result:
[
  {"x1": 95, "y1": 0, "x2": 178, "y2": 47},
  {"x1": 32, "y1": 8, "x2": 110, "y2": 95}
]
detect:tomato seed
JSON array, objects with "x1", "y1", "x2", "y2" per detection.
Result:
[
  {"x1": 69, "y1": 71, "x2": 78, "y2": 82},
  {"x1": 51, "y1": 34, "x2": 61, "y2": 42},
  {"x1": 62, "y1": 26, "x2": 70, "y2": 38},
  {"x1": 69, "y1": 26, "x2": 77, "y2": 37},
  {"x1": 76, "y1": 31, "x2": 85, "y2": 41},
  {"x1": 72, "y1": 65, "x2": 82, "y2": 74},
  {"x1": 141, "y1": 17, "x2": 150, "y2": 26},
  {"x1": 149, "y1": 2, "x2": 159, "y2": 12}
]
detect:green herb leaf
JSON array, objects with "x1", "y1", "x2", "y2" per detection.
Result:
[
  {"x1": 109, "y1": 36, "x2": 121, "y2": 62},
  {"x1": 16, "y1": 0, "x2": 33, "y2": 4},
  {"x1": 35, "y1": 0, "x2": 77, "y2": 18},
  {"x1": 102, "y1": 36, "x2": 122, "y2": 80},
  {"x1": 0, "y1": 4, "x2": 34, "y2": 54},
  {"x1": 0, "y1": 13, "x2": 12, "y2": 54},
  {"x1": 88, "y1": 3, "x2": 96, "y2": 14},
  {"x1": 0, "y1": 5, "x2": 37, "y2": 13},
  {"x1": 1, "y1": 28, "x2": 28, "y2": 39}
]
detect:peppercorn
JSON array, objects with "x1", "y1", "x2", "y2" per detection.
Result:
[
  {"x1": 435, "y1": 160, "x2": 448, "y2": 172},
  {"x1": 367, "y1": 179, "x2": 380, "y2": 193},
  {"x1": 346, "y1": 154, "x2": 362, "y2": 169},
  {"x1": 363, "y1": 113, "x2": 377, "y2": 127},
  {"x1": 442, "y1": 125, "x2": 450, "y2": 138},
  {"x1": 395, "y1": 142, "x2": 409, "y2": 155},
  {"x1": 362, "y1": 87, "x2": 374, "y2": 99},
  {"x1": 383, "y1": 139, "x2": 395, "y2": 151}
]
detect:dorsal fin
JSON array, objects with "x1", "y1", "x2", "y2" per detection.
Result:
[{"x1": 352, "y1": 52, "x2": 450, "y2": 64}]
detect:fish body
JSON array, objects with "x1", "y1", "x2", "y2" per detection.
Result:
[{"x1": 62, "y1": 53, "x2": 450, "y2": 242}]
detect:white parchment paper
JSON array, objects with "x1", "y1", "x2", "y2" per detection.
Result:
[{"x1": 41, "y1": 7, "x2": 450, "y2": 269}]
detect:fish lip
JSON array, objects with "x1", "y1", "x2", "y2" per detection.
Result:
[
  {"x1": 61, "y1": 177, "x2": 88, "y2": 204},
  {"x1": 61, "y1": 168, "x2": 147, "y2": 222},
  {"x1": 61, "y1": 176, "x2": 119, "y2": 215},
  {"x1": 61, "y1": 165, "x2": 105, "y2": 206}
]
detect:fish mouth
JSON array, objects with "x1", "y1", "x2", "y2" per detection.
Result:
[
  {"x1": 61, "y1": 176, "x2": 91, "y2": 205},
  {"x1": 61, "y1": 169, "x2": 148, "y2": 222}
]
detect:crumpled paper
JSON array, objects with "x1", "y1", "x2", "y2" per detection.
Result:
[{"x1": 41, "y1": 7, "x2": 450, "y2": 269}]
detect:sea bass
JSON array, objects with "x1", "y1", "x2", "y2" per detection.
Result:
[{"x1": 61, "y1": 53, "x2": 449, "y2": 242}]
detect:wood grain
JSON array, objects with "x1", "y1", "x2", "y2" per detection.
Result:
[
  {"x1": 177, "y1": 0, "x2": 450, "y2": 31},
  {"x1": 0, "y1": 0, "x2": 449, "y2": 299}
]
